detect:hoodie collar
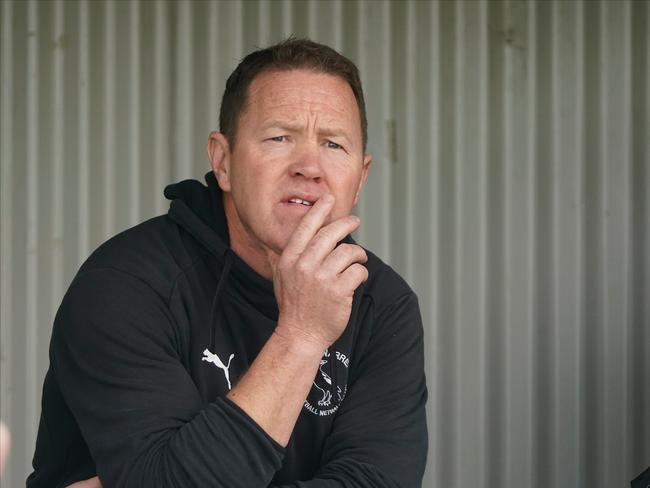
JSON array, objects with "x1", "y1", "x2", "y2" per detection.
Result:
[{"x1": 165, "y1": 172, "x2": 278, "y2": 320}]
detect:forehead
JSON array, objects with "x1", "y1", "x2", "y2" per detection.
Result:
[{"x1": 242, "y1": 69, "x2": 361, "y2": 130}]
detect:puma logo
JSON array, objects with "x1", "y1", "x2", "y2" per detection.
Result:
[{"x1": 202, "y1": 348, "x2": 235, "y2": 390}]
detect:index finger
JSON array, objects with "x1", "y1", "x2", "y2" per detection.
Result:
[{"x1": 284, "y1": 193, "x2": 335, "y2": 256}]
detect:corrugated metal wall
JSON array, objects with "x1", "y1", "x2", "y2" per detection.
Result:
[{"x1": 1, "y1": 0, "x2": 648, "y2": 487}]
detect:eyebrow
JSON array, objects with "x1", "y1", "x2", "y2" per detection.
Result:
[{"x1": 260, "y1": 120, "x2": 354, "y2": 146}]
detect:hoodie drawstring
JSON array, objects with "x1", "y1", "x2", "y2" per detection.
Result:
[{"x1": 208, "y1": 249, "x2": 235, "y2": 352}]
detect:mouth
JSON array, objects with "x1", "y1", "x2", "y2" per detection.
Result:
[{"x1": 286, "y1": 197, "x2": 314, "y2": 207}]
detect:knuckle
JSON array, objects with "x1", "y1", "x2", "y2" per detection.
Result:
[
  {"x1": 341, "y1": 244, "x2": 366, "y2": 262},
  {"x1": 314, "y1": 268, "x2": 328, "y2": 282},
  {"x1": 316, "y1": 226, "x2": 333, "y2": 242},
  {"x1": 348, "y1": 215, "x2": 361, "y2": 226},
  {"x1": 337, "y1": 243, "x2": 354, "y2": 254},
  {"x1": 355, "y1": 246, "x2": 367, "y2": 261},
  {"x1": 306, "y1": 237, "x2": 321, "y2": 253},
  {"x1": 296, "y1": 259, "x2": 311, "y2": 275},
  {"x1": 361, "y1": 266, "x2": 369, "y2": 280},
  {"x1": 353, "y1": 263, "x2": 369, "y2": 280}
]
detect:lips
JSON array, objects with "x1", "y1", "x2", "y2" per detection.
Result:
[
  {"x1": 287, "y1": 197, "x2": 314, "y2": 206},
  {"x1": 282, "y1": 193, "x2": 320, "y2": 207}
]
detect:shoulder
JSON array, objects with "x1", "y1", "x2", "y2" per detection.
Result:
[
  {"x1": 347, "y1": 248, "x2": 425, "y2": 383},
  {"x1": 353, "y1": 248, "x2": 424, "y2": 356},
  {"x1": 362, "y1": 248, "x2": 418, "y2": 315},
  {"x1": 52, "y1": 215, "x2": 199, "y2": 359},
  {"x1": 76, "y1": 215, "x2": 205, "y2": 301}
]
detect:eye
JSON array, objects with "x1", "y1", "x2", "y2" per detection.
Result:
[
  {"x1": 326, "y1": 140, "x2": 343, "y2": 150},
  {"x1": 269, "y1": 135, "x2": 288, "y2": 142}
]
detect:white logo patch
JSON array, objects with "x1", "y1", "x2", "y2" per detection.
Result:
[
  {"x1": 304, "y1": 349, "x2": 349, "y2": 417},
  {"x1": 202, "y1": 348, "x2": 235, "y2": 390}
]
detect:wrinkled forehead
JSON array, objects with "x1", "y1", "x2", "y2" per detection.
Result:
[{"x1": 242, "y1": 69, "x2": 362, "y2": 133}]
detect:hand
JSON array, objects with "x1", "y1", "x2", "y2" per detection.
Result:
[
  {"x1": 0, "y1": 421, "x2": 9, "y2": 476},
  {"x1": 271, "y1": 194, "x2": 368, "y2": 350},
  {"x1": 66, "y1": 476, "x2": 102, "y2": 488}
]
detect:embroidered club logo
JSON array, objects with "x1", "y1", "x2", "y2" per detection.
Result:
[
  {"x1": 304, "y1": 349, "x2": 349, "y2": 417},
  {"x1": 202, "y1": 348, "x2": 235, "y2": 390}
]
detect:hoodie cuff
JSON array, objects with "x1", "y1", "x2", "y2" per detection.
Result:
[{"x1": 218, "y1": 396, "x2": 286, "y2": 455}]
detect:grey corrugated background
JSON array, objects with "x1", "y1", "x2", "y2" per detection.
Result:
[{"x1": 1, "y1": 0, "x2": 648, "y2": 487}]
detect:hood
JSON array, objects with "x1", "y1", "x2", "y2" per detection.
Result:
[
  {"x1": 164, "y1": 171, "x2": 278, "y2": 320},
  {"x1": 164, "y1": 171, "x2": 231, "y2": 257}
]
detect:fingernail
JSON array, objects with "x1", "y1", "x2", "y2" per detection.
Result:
[{"x1": 351, "y1": 215, "x2": 360, "y2": 223}]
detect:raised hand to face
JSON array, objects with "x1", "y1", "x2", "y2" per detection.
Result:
[{"x1": 270, "y1": 194, "x2": 368, "y2": 350}]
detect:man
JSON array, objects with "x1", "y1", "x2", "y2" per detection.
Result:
[{"x1": 28, "y1": 38, "x2": 427, "y2": 487}]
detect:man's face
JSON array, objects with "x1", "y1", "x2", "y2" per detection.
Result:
[{"x1": 210, "y1": 69, "x2": 372, "y2": 260}]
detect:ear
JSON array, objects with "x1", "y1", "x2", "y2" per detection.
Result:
[
  {"x1": 207, "y1": 131, "x2": 232, "y2": 192},
  {"x1": 353, "y1": 153, "x2": 373, "y2": 206}
]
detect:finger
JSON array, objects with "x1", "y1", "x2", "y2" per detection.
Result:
[
  {"x1": 338, "y1": 263, "x2": 369, "y2": 294},
  {"x1": 321, "y1": 243, "x2": 368, "y2": 276},
  {"x1": 284, "y1": 194, "x2": 335, "y2": 256},
  {"x1": 301, "y1": 216, "x2": 361, "y2": 266}
]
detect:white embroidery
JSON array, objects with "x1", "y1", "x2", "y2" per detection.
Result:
[
  {"x1": 202, "y1": 348, "x2": 235, "y2": 390},
  {"x1": 313, "y1": 359, "x2": 333, "y2": 406},
  {"x1": 304, "y1": 349, "x2": 349, "y2": 417}
]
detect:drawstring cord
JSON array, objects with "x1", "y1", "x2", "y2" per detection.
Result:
[{"x1": 208, "y1": 249, "x2": 235, "y2": 351}]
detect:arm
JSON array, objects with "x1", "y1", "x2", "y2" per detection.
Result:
[
  {"x1": 65, "y1": 290, "x2": 427, "y2": 488},
  {"x1": 229, "y1": 195, "x2": 427, "y2": 487},
  {"x1": 228, "y1": 194, "x2": 368, "y2": 447},
  {"x1": 52, "y1": 268, "x2": 284, "y2": 488},
  {"x1": 272, "y1": 293, "x2": 428, "y2": 488}
]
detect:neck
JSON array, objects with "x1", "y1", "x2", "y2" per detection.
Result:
[{"x1": 222, "y1": 194, "x2": 275, "y2": 280}]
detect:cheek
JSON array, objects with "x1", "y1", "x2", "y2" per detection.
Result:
[
  {"x1": 332, "y1": 171, "x2": 363, "y2": 200},
  {"x1": 230, "y1": 157, "x2": 268, "y2": 195},
  {"x1": 331, "y1": 191, "x2": 358, "y2": 219}
]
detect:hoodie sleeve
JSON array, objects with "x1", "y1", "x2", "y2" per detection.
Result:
[
  {"x1": 51, "y1": 267, "x2": 284, "y2": 488},
  {"x1": 272, "y1": 292, "x2": 429, "y2": 488}
]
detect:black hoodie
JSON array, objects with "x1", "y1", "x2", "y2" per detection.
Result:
[{"x1": 28, "y1": 173, "x2": 428, "y2": 488}]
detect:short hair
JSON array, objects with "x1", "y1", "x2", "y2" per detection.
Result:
[{"x1": 219, "y1": 37, "x2": 368, "y2": 152}]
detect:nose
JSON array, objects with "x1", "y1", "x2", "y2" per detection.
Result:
[{"x1": 288, "y1": 142, "x2": 323, "y2": 181}]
